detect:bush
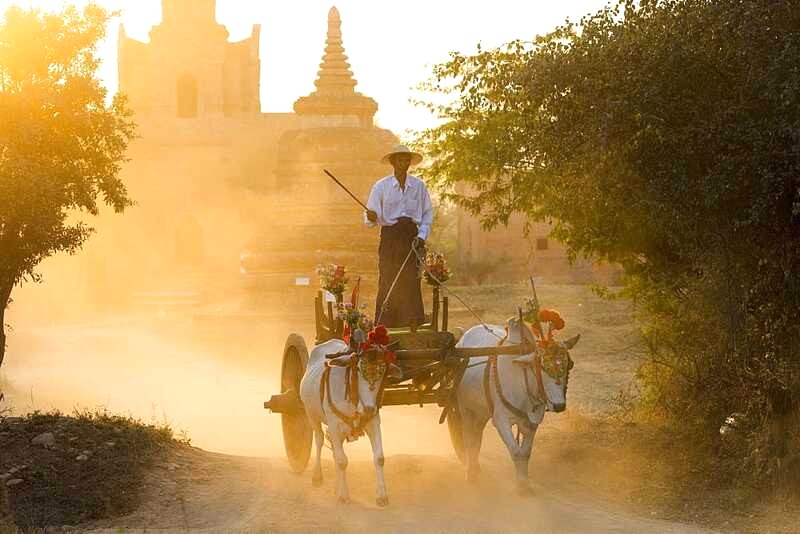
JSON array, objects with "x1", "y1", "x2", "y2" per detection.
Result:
[{"x1": 417, "y1": 0, "x2": 800, "y2": 486}]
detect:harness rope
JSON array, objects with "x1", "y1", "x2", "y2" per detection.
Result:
[
  {"x1": 482, "y1": 337, "x2": 547, "y2": 428},
  {"x1": 410, "y1": 243, "x2": 504, "y2": 340},
  {"x1": 374, "y1": 239, "x2": 503, "y2": 340},
  {"x1": 375, "y1": 242, "x2": 564, "y2": 428}
]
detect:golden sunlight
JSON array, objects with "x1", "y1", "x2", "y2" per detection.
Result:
[
  {"x1": 5, "y1": 0, "x2": 792, "y2": 531},
  {"x1": 0, "y1": 0, "x2": 609, "y2": 133}
]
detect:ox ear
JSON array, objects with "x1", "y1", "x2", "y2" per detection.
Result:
[
  {"x1": 453, "y1": 327, "x2": 465, "y2": 343},
  {"x1": 326, "y1": 354, "x2": 354, "y2": 367},
  {"x1": 563, "y1": 334, "x2": 581, "y2": 350},
  {"x1": 387, "y1": 363, "x2": 403, "y2": 380}
]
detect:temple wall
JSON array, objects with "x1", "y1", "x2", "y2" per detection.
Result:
[
  {"x1": 119, "y1": 16, "x2": 260, "y2": 118},
  {"x1": 457, "y1": 212, "x2": 621, "y2": 285}
]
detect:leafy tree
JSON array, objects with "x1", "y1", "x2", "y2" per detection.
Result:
[
  {"x1": 0, "y1": 4, "x2": 134, "y2": 368},
  {"x1": 417, "y1": 0, "x2": 800, "y2": 481}
]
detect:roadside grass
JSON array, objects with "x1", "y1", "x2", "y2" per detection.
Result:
[
  {"x1": 0, "y1": 409, "x2": 185, "y2": 529},
  {"x1": 542, "y1": 413, "x2": 800, "y2": 533}
]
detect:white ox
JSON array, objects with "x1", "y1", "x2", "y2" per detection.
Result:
[
  {"x1": 299, "y1": 339, "x2": 402, "y2": 506},
  {"x1": 455, "y1": 317, "x2": 579, "y2": 493}
]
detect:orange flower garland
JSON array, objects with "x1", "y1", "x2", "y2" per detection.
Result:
[{"x1": 531, "y1": 308, "x2": 566, "y2": 345}]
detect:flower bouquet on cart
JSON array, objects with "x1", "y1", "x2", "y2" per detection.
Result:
[
  {"x1": 316, "y1": 263, "x2": 348, "y2": 300},
  {"x1": 337, "y1": 302, "x2": 373, "y2": 349},
  {"x1": 423, "y1": 250, "x2": 451, "y2": 286}
]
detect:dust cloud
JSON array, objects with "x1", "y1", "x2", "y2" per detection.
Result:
[
  {"x1": 0, "y1": 302, "x2": 457, "y2": 460},
  {"x1": 1, "y1": 246, "x2": 716, "y2": 532}
]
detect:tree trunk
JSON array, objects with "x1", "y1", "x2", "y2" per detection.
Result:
[
  {"x1": 0, "y1": 314, "x2": 5, "y2": 369},
  {"x1": 0, "y1": 283, "x2": 10, "y2": 370}
]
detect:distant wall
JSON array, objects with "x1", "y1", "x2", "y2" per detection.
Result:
[{"x1": 457, "y1": 211, "x2": 620, "y2": 285}]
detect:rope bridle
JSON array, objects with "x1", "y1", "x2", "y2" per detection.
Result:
[
  {"x1": 482, "y1": 335, "x2": 548, "y2": 429},
  {"x1": 410, "y1": 242, "x2": 505, "y2": 340},
  {"x1": 320, "y1": 354, "x2": 390, "y2": 440}
]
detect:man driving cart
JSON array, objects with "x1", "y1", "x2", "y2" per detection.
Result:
[{"x1": 364, "y1": 145, "x2": 433, "y2": 328}]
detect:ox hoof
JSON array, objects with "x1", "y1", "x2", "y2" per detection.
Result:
[
  {"x1": 312, "y1": 474, "x2": 323, "y2": 488},
  {"x1": 337, "y1": 496, "x2": 351, "y2": 505},
  {"x1": 376, "y1": 496, "x2": 389, "y2": 507}
]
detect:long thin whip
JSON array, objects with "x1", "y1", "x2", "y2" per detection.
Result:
[{"x1": 323, "y1": 169, "x2": 369, "y2": 211}]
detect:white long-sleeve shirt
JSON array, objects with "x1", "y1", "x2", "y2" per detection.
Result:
[{"x1": 364, "y1": 175, "x2": 433, "y2": 240}]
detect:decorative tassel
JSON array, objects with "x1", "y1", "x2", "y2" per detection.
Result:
[{"x1": 349, "y1": 357, "x2": 359, "y2": 407}]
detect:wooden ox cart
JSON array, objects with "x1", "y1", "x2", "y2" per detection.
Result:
[{"x1": 263, "y1": 286, "x2": 535, "y2": 473}]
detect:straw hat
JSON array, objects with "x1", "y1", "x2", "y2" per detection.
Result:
[{"x1": 381, "y1": 144, "x2": 423, "y2": 166}]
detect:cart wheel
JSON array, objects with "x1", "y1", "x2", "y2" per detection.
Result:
[
  {"x1": 447, "y1": 404, "x2": 466, "y2": 464},
  {"x1": 280, "y1": 334, "x2": 312, "y2": 473}
]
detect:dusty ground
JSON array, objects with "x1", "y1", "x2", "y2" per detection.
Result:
[
  {"x1": 0, "y1": 282, "x2": 783, "y2": 532},
  {"x1": 79, "y1": 440, "x2": 713, "y2": 533}
]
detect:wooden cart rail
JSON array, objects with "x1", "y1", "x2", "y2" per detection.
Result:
[
  {"x1": 393, "y1": 342, "x2": 536, "y2": 361},
  {"x1": 315, "y1": 288, "x2": 452, "y2": 345},
  {"x1": 264, "y1": 341, "x2": 537, "y2": 413}
]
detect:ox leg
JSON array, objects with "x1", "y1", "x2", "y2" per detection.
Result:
[
  {"x1": 311, "y1": 422, "x2": 324, "y2": 487},
  {"x1": 329, "y1": 427, "x2": 350, "y2": 504},
  {"x1": 513, "y1": 424, "x2": 538, "y2": 495},
  {"x1": 463, "y1": 410, "x2": 487, "y2": 484},
  {"x1": 365, "y1": 417, "x2": 389, "y2": 507},
  {"x1": 492, "y1": 416, "x2": 531, "y2": 494}
]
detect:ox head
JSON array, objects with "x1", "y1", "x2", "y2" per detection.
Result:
[
  {"x1": 327, "y1": 350, "x2": 402, "y2": 419},
  {"x1": 505, "y1": 316, "x2": 580, "y2": 413}
]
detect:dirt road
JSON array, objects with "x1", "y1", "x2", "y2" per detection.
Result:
[
  {"x1": 84, "y1": 445, "x2": 714, "y2": 533},
  {"x1": 2, "y1": 285, "x2": 718, "y2": 532}
]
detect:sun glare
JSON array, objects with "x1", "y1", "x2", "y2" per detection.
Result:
[{"x1": 0, "y1": 0, "x2": 610, "y2": 133}]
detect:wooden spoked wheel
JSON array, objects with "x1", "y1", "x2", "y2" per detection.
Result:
[
  {"x1": 447, "y1": 403, "x2": 466, "y2": 464},
  {"x1": 280, "y1": 334, "x2": 312, "y2": 473}
]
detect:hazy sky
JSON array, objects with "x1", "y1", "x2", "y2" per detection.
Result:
[{"x1": 1, "y1": 0, "x2": 611, "y2": 136}]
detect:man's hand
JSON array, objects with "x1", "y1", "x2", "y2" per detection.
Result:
[{"x1": 366, "y1": 209, "x2": 378, "y2": 223}]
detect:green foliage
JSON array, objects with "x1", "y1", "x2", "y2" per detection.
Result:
[
  {"x1": 0, "y1": 3, "x2": 134, "y2": 286},
  {"x1": 417, "y1": 0, "x2": 800, "y2": 483},
  {"x1": 0, "y1": 4, "x2": 134, "y2": 364}
]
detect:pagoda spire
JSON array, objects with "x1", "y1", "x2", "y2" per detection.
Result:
[
  {"x1": 294, "y1": 6, "x2": 377, "y2": 126},
  {"x1": 314, "y1": 6, "x2": 357, "y2": 94}
]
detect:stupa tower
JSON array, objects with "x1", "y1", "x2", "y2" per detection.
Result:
[{"x1": 294, "y1": 7, "x2": 378, "y2": 127}]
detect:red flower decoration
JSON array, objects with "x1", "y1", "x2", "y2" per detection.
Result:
[
  {"x1": 360, "y1": 325, "x2": 392, "y2": 354},
  {"x1": 372, "y1": 324, "x2": 390, "y2": 346},
  {"x1": 343, "y1": 324, "x2": 351, "y2": 344},
  {"x1": 384, "y1": 351, "x2": 397, "y2": 365}
]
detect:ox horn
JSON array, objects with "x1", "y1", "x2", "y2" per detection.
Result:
[{"x1": 563, "y1": 334, "x2": 581, "y2": 350}]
